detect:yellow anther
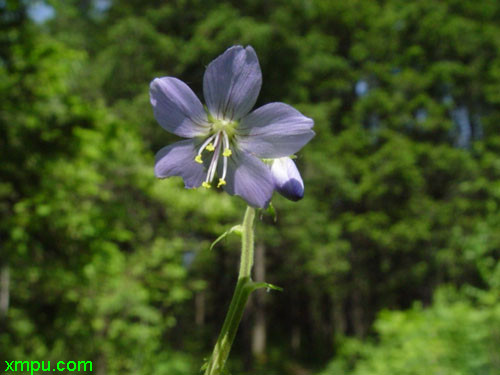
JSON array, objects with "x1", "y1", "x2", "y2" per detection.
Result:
[
  {"x1": 223, "y1": 148, "x2": 232, "y2": 157},
  {"x1": 206, "y1": 143, "x2": 215, "y2": 152},
  {"x1": 202, "y1": 182, "x2": 212, "y2": 189},
  {"x1": 217, "y1": 179, "x2": 226, "y2": 188},
  {"x1": 195, "y1": 155, "x2": 203, "y2": 164}
]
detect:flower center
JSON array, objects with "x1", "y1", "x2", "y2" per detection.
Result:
[
  {"x1": 211, "y1": 118, "x2": 238, "y2": 138},
  {"x1": 194, "y1": 128, "x2": 234, "y2": 189}
]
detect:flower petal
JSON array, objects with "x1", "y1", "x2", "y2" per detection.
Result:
[
  {"x1": 223, "y1": 150, "x2": 274, "y2": 208},
  {"x1": 203, "y1": 46, "x2": 262, "y2": 121},
  {"x1": 270, "y1": 157, "x2": 304, "y2": 201},
  {"x1": 237, "y1": 102, "x2": 315, "y2": 158},
  {"x1": 155, "y1": 140, "x2": 205, "y2": 188},
  {"x1": 150, "y1": 77, "x2": 210, "y2": 138}
]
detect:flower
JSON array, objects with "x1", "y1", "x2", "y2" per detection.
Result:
[
  {"x1": 269, "y1": 157, "x2": 305, "y2": 202},
  {"x1": 150, "y1": 45, "x2": 314, "y2": 208}
]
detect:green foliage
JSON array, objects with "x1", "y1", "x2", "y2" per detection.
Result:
[
  {"x1": 321, "y1": 287, "x2": 500, "y2": 375},
  {"x1": 2, "y1": 0, "x2": 500, "y2": 374}
]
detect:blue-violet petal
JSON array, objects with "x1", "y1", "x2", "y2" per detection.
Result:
[
  {"x1": 155, "y1": 139, "x2": 206, "y2": 188},
  {"x1": 150, "y1": 77, "x2": 210, "y2": 138},
  {"x1": 237, "y1": 102, "x2": 315, "y2": 158},
  {"x1": 223, "y1": 149, "x2": 274, "y2": 208},
  {"x1": 203, "y1": 46, "x2": 262, "y2": 121}
]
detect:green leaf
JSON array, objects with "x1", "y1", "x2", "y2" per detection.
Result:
[
  {"x1": 249, "y1": 281, "x2": 284, "y2": 293},
  {"x1": 209, "y1": 225, "x2": 243, "y2": 251},
  {"x1": 262, "y1": 202, "x2": 277, "y2": 222}
]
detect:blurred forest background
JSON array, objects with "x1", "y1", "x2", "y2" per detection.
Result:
[{"x1": 2, "y1": 0, "x2": 500, "y2": 374}]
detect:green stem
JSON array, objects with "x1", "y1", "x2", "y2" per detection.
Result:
[
  {"x1": 204, "y1": 206, "x2": 256, "y2": 375},
  {"x1": 239, "y1": 206, "x2": 255, "y2": 279}
]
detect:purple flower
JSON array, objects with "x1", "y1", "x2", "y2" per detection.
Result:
[
  {"x1": 270, "y1": 157, "x2": 305, "y2": 202},
  {"x1": 150, "y1": 45, "x2": 314, "y2": 208}
]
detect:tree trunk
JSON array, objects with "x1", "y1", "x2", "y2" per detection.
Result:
[
  {"x1": 351, "y1": 285, "x2": 365, "y2": 337},
  {"x1": 332, "y1": 297, "x2": 346, "y2": 337},
  {"x1": 195, "y1": 290, "x2": 206, "y2": 326},
  {"x1": 0, "y1": 265, "x2": 9, "y2": 318},
  {"x1": 251, "y1": 243, "x2": 266, "y2": 359}
]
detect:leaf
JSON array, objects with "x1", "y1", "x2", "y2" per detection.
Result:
[
  {"x1": 267, "y1": 202, "x2": 278, "y2": 222},
  {"x1": 249, "y1": 281, "x2": 284, "y2": 293},
  {"x1": 200, "y1": 359, "x2": 208, "y2": 372},
  {"x1": 209, "y1": 225, "x2": 243, "y2": 251},
  {"x1": 260, "y1": 202, "x2": 277, "y2": 222},
  {"x1": 200, "y1": 357, "x2": 231, "y2": 374}
]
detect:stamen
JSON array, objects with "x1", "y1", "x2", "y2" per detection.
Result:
[
  {"x1": 222, "y1": 131, "x2": 232, "y2": 157},
  {"x1": 208, "y1": 152, "x2": 218, "y2": 182},
  {"x1": 195, "y1": 133, "x2": 218, "y2": 161},
  {"x1": 221, "y1": 148, "x2": 228, "y2": 180},
  {"x1": 198, "y1": 130, "x2": 233, "y2": 188},
  {"x1": 205, "y1": 134, "x2": 222, "y2": 185},
  {"x1": 218, "y1": 131, "x2": 230, "y2": 182},
  {"x1": 219, "y1": 131, "x2": 231, "y2": 183}
]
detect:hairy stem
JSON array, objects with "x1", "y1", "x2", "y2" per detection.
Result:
[{"x1": 204, "y1": 206, "x2": 256, "y2": 375}]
